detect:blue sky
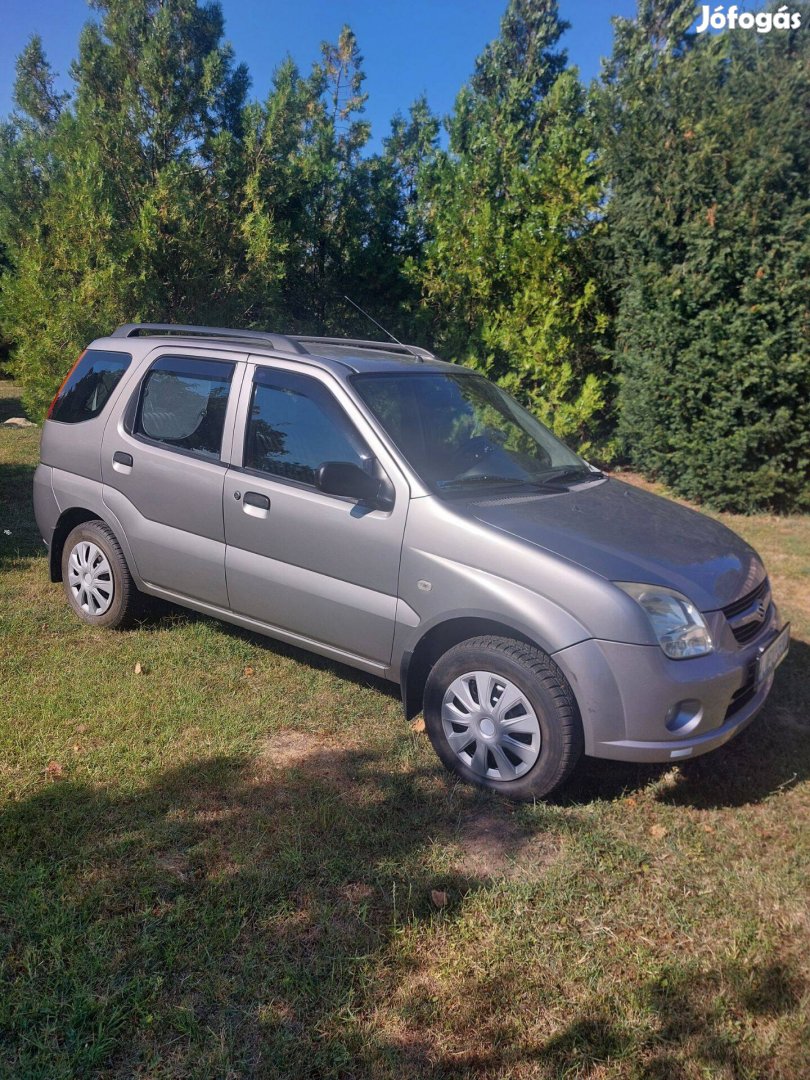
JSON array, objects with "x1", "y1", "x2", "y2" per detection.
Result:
[{"x1": 1, "y1": 0, "x2": 639, "y2": 149}]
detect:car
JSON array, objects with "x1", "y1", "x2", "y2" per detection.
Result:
[{"x1": 33, "y1": 322, "x2": 790, "y2": 799}]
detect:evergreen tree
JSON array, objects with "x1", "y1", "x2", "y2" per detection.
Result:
[
  {"x1": 601, "y1": 0, "x2": 810, "y2": 511},
  {"x1": 413, "y1": 0, "x2": 611, "y2": 451},
  {"x1": 356, "y1": 96, "x2": 440, "y2": 339},
  {"x1": 245, "y1": 29, "x2": 432, "y2": 339},
  {"x1": 0, "y1": 37, "x2": 68, "y2": 263},
  {"x1": 278, "y1": 26, "x2": 372, "y2": 333},
  {"x1": 0, "y1": 0, "x2": 250, "y2": 413}
]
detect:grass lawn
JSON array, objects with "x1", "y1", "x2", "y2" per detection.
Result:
[{"x1": 1, "y1": 379, "x2": 808, "y2": 1078}]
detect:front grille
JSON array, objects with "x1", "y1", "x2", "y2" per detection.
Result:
[
  {"x1": 723, "y1": 578, "x2": 768, "y2": 619},
  {"x1": 732, "y1": 619, "x2": 767, "y2": 645},
  {"x1": 722, "y1": 578, "x2": 771, "y2": 645},
  {"x1": 724, "y1": 664, "x2": 758, "y2": 720}
]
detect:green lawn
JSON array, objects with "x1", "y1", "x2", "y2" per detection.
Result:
[{"x1": 1, "y1": 380, "x2": 808, "y2": 1079}]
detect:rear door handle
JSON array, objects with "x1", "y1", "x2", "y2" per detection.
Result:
[
  {"x1": 112, "y1": 451, "x2": 133, "y2": 473},
  {"x1": 243, "y1": 491, "x2": 271, "y2": 518}
]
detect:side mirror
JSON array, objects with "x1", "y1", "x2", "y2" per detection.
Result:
[{"x1": 316, "y1": 461, "x2": 393, "y2": 509}]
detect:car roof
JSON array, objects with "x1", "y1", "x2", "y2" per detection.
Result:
[{"x1": 95, "y1": 323, "x2": 462, "y2": 377}]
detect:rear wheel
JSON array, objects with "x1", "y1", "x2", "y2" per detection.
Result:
[
  {"x1": 423, "y1": 636, "x2": 583, "y2": 801},
  {"x1": 62, "y1": 521, "x2": 141, "y2": 629}
]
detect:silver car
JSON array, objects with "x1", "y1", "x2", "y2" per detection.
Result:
[{"x1": 33, "y1": 323, "x2": 790, "y2": 799}]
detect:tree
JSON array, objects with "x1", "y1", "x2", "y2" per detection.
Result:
[
  {"x1": 245, "y1": 27, "x2": 434, "y2": 340},
  {"x1": 354, "y1": 96, "x2": 440, "y2": 339},
  {"x1": 601, "y1": 0, "x2": 810, "y2": 511},
  {"x1": 0, "y1": 0, "x2": 251, "y2": 413},
  {"x1": 275, "y1": 25, "x2": 373, "y2": 333},
  {"x1": 0, "y1": 37, "x2": 68, "y2": 261},
  {"x1": 412, "y1": 0, "x2": 611, "y2": 451}
]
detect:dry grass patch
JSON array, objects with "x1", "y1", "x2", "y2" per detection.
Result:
[{"x1": 450, "y1": 807, "x2": 560, "y2": 881}]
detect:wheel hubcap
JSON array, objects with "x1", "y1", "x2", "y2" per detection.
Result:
[
  {"x1": 67, "y1": 541, "x2": 114, "y2": 616},
  {"x1": 441, "y1": 670, "x2": 541, "y2": 781}
]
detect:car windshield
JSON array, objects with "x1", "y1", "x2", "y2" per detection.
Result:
[{"x1": 352, "y1": 370, "x2": 597, "y2": 494}]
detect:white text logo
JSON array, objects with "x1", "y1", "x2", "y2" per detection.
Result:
[{"x1": 696, "y1": 5, "x2": 802, "y2": 32}]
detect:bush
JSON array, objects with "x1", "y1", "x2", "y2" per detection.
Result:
[{"x1": 603, "y1": 3, "x2": 809, "y2": 512}]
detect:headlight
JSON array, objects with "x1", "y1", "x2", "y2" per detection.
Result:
[{"x1": 615, "y1": 583, "x2": 713, "y2": 659}]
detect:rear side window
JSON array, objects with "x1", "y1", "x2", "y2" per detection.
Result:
[
  {"x1": 245, "y1": 368, "x2": 367, "y2": 485},
  {"x1": 49, "y1": 349, "x2": 132, "y2": 424},
  {"x1": 134, "y1": 355, "x2": 234, "y2": 461}
]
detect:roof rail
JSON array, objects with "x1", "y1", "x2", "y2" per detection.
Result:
[
  {"x1": 111, "y1": 323, "x2": 309, "y2": 355},
  {"x1": 293, "y1": 335, "x2": 438, "y2": 362}
]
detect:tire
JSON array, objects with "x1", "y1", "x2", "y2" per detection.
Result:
[
  {"x1": 61, "y1": 520, "x2": 142, "y2": 629},
  {"x1": 423, "y1": 635, "x2": 583, "y2": 801}
]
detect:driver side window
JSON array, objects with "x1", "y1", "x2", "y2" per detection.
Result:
[{"x1": 244, "y1": 369, "x2": 368, "y2": 486}]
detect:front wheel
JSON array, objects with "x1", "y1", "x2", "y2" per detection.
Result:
[{"x1": 423, "y1": 636, "x2": 583, "y2": 801}]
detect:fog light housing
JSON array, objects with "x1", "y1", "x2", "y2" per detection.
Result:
[{"x1": 665, "y1": 699, "x2": 703, "y2": 734}]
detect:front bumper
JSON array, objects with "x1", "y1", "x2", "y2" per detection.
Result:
[{"x1": 553, "y1": 603, "x2": 785, "y2": 763}]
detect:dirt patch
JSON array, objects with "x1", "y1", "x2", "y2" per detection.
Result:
[
  {"x1": 453, "y1": 809, "x2": 559, "y2": 881},
  {"x1": 155, "y1": 852, "x2": 190, "y2": 881},
  {"x1": 255, "y1": 729, "x2": 373, "y2": 785},
  {"x1": 341, "y1": 881, "x2": 374, "y2": 904},
  {"x1": 260, "y1": 730, "x2": 333, "y2": 768}
]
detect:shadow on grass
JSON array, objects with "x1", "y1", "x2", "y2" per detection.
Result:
[
  {"x1": 3, "y1": 738, "x2": 808, "y2": 1077},
  {"x1": 0, "y1": 747, "x2": 516, "y2": 1077},
  {"x1": 506, "y1": 955, "x2": 806, "y2": 1079},
  {"x1": 0, "y1": 461, "x2": 41, "y2": 570},
  {"x1": 0, "y1": 389, "x2": 27, "y2": 424}
]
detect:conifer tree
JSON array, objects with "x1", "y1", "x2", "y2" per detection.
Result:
[
  {"x1": 414, "y1": 0, "x2": 611, "y2": 450},
  {"x1": 0, "y1": 0, "x2": 250, "y2": 412},
  {"x1": 601, "y1": 0, "x2": 810, "y2": 511}
]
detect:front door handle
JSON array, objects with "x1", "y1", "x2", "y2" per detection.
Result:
[
  {"x1": 244, "y1": 492, "x2": 270, "y2": 510},
  {"x1": 112, "y1": 451, "x2": 133, "y2": 473},
  {"x1": 242, "y1": 491, "x2": 271, "y2": 518}
]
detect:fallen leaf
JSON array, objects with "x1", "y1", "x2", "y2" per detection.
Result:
[
  {"x1": 45, "y1": 761, "x2": 64, "y2": 780},
  {"x1": 244, "y1": 666, "x2": 255, "y2": 677},
  {"x1": 410, "y1": 717, "x2": 426, "y2": 733},
  {"x1": 134, "y1": 662, "x2": 144, "y2": 675},
  {"x1": 431, "y1": 889, "x2": 448, "y2": 908},
  {"x1": 72, "y1": 744, "x2": 81, "y2": 754},
  {"x1": 649, "y1": 824, "x2": 668, "y2": 840},
  {"x1": 701, "y1": 823, "x2": 716, "y2": 834}
]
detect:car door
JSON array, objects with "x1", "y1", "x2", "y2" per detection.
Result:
[
  {"x1": 101, "y1": 348, "x2": 245, "y2": 607},
  {"x1": 223, "y1": 360, "x2": 409, "y2": 668}
]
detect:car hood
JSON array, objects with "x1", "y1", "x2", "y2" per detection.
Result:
[{"x1": 469, "y1": 478, "x2": 764, "y2": 611}]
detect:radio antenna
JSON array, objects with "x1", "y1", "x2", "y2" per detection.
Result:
[{"x1": 343, "y1": 295, "x2": 406, "y2": 347}]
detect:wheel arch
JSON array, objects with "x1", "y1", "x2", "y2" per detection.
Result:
[
  {"x1": 49, "y1": 508, "x2": 133, "y2": 583},
  {"x1": 400, "y1": 617, "x2": 538, "y2": 720}
]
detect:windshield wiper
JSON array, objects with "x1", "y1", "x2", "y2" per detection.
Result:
[
  {"x1": 537, "y1": 465, "x2": 603, "y2": 486},
  {"x1": 438, "y1": 475, "x2": 534, "y2": 491}
]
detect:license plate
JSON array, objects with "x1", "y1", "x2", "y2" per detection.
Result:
[{"x1": 757, "y1": 623, "x2": 790, "y2": 686}]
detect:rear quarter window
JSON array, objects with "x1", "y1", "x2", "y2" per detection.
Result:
[
  {"x1": 133, "y1": 355, "x2": 234, "y2": 460},
  {"x1": 49, "y1": 349, "x2": 132, "y2": 424}
]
